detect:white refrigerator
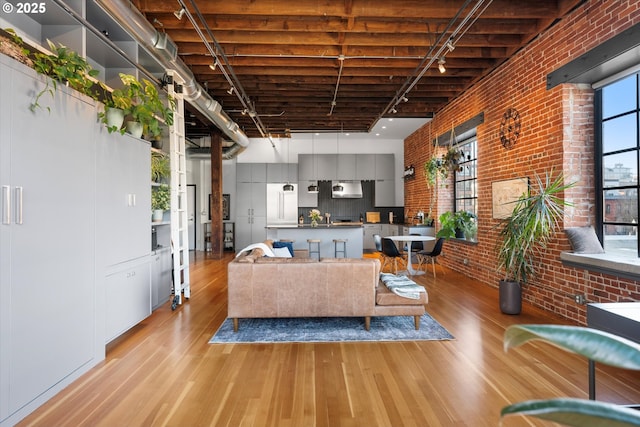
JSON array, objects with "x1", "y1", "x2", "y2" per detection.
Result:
[{"x1": 266, "y1": 183, "x2": 299, "y2": 225}]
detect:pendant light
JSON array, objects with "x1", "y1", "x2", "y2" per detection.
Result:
[
  {"x1": 307, "y1": 134, "x2": 319, "y2": 193},
  {"x1": 332, "y1": 128, "x2": 344, "y2": 192},
  {"x1": 283, "y1": 139, "x2": 294, "y2": 192}
]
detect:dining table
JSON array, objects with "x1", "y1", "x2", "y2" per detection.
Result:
[{"x1": 385, "y1": 235, "x2": 436, "y2": 275}]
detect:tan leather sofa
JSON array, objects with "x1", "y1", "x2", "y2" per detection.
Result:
[{"x1": 228, "y1": 244, "x2": 427, "y2": 331}]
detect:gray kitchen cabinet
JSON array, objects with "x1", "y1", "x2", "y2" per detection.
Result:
[
  {"x1": 104, "y1": 256, "x2": 151, "y2": 342},
  {"x1": 0, "y1": 57, "x2": 100, "y2": 426},
  {"x1": 317, "y1": 154, "x2": 337, "y2": 180},
  {"x1": 298, "y1": 181, "x2": 318, "y2": 207},
  {"x1": 337, "y1": 154, "x2": 357, "y2": 180},
  {"x1": 151, "y1": 247, "x2": 172, "y2": 310},
  {"x1": 382, "y1": 224, "x2": 401, "y2": 237},
  {"x1": 237, "y1": 163, "x2": 266, "y2": 183},
  {"x1": 298, "y1": 154, "x2": 316, "y2": 181},
  {"x1": 356, "y1": 154, "x2": 376, "y2": 180},
  {"x1": 267, "y1": 163, "x2": 298, "y2": 183},
  {"x1": 363, "y1": 224, "x2": 383, "y2": 250},
  {"x1": 375, "y1": 154, "x2": 395, "y2": 180},
  {"x1": 375, "y1": 179, "x2": 395, "y2": 207},
  {"x1": 235, "y1": 181, "x2": 267, "y2": 249}
]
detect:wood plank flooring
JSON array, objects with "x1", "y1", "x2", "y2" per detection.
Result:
[{"x1": 18, "y1": 252, "x2": 640, "y2": 427}]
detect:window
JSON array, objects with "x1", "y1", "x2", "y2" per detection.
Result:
[
  {"x1": 454, "y1": 137, "x2": 478, "y2": 217},
  {"x1": 596, "y1": 73, "x2": 639, "y2": 257}
]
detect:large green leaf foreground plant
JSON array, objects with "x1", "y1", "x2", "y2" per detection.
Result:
[{"x1": 502, "y1": 324, "x2": 640, "y2": 426}]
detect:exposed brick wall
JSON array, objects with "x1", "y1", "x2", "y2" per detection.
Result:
[{"x1": 404, "y1": 0, "x2": 640, "y2": 325}]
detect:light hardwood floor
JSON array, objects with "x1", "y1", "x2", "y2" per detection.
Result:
[{"x1": 18, "y1": 252, "x2": 640, "y2": 427}]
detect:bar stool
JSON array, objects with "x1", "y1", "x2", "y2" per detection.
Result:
[
  {"x1": 333, "y1": 239, "x2": 348, "y2": 258},
  {"x1": 279, "y1": 239, "x2": 295, "y2": 243},
  {"x1": 307, "y1": 239, "x2": 321, "y2": 260}
]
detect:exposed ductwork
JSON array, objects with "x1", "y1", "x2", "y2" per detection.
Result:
[{"x1": 94, "y1": 0, "x2": 249, "y2": 158}]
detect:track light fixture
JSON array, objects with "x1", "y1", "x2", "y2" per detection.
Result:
[
  {"x1": 227, "y1": 86, "x2": 235, "y2": 95},
  {"x1": 438, "y1": 57, "x2": 446, "y2": 74},
  {"x1": 209, "y1": 60, "x2": 217, "y2": 70},
  {"x1": 401, "y1": 96, "x2": 409, "y2": 103},
  {"x1": 390, "y1": 107, "x2": 397, "y2": 114},
  {"x1": 173, "y1": 7, "x2": 185, "y2": 20},
  {"x1": 446, "y1": 40, "x2": 455, "y2": 52}
]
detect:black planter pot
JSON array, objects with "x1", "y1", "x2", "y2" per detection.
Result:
[
  {"x1": 499, "y1": 280, "x2": 522, "y2": 314},
  {"x1": 454, "y1": 228, "x2": 465, "y2": 239}
]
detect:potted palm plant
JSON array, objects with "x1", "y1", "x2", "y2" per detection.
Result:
[{"x1": 496, "y1": 171, "x2": 574, "y2": 314}]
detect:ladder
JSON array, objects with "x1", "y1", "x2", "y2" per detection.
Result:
[{"x1": 167, "y1": 70, "x2": 190, "y2": 308}]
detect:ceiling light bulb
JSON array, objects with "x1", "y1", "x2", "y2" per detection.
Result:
[
  {"x1": 227, "y1": 86, "x2": 235, "y2": 95},
  {"x1": 438, "y1": 57, "x2": 446, "y2": 74},
  {"x1": 174, "y1": 7, "x2": 185, "y2": 20}
]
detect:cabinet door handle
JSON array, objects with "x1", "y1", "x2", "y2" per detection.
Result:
[
  {"x1": 2, "y1": 185, "x2": 9, "y2": 225},
  {"x1": 15, "y1": 187, "x2": 23, "y2": 225}
]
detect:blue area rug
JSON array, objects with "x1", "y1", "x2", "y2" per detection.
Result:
[{"x1": 209, "y1": 313, "x2": 454, "y2": 343}]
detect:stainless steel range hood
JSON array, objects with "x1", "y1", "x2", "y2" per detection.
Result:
[{"x1": 331, "y1": 181, "x2": 363, "y2": 198}]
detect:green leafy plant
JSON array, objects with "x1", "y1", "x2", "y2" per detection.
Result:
[
  {"x1": 151, "y1": 152, "x2": 170, "y2": 183},
  {"x1": 502, "y1": 324, "x2": 640, "y2": 426},
  {"x1": 118, "y1": 73, "x2": 175, "y2": 139},
  {"x1": 436, "y1": 210, "x2": 476, "y2": 239},
  {"x1": 30, "y1": 39, "x2": 99, "y2": 112},
  {"x1": 151, "y1": 185, "x2": 171, "y2": 211},
  {"x1": 496, "y1": 170, "x2": 574, "y2": 284}
]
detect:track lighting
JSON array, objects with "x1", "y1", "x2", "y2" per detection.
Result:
[
  {"x1": 401, "y1": 96, "x2": 409, "y2": 103},
  {"x1": 390, "y1": 107, "x2": 397, "y2": 114},
  {"x1": 227, "y1": 86, "x2": 235, "y2": 95},
  {"x1": 446, "y1": 40, "x2": 455, "y2": 52},
  {"x1": 209, "y1": 60, "x2": 217, "y2": 71},
  {"x1": 173, "y1": 7, "x2": 185, "y2": 20},
  {"x1": 438, "y1": 57, "x2": 446, "y2": 74}
]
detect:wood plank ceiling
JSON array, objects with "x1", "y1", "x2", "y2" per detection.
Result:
[{"x1": 133, "y1": 0, "x2": 584, "y2": 139}]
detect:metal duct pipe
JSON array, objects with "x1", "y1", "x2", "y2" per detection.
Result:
[{"x1": 94, "y1": 0, "x2": 250, "y2": 155}]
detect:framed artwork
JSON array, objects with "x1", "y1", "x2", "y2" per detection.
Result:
[
  {"x1": 222, "y1": 194, "x2": 230, "y2": 220},
  {"x1": 491, "y1": 178, "x2": 528, "y2": 219}
]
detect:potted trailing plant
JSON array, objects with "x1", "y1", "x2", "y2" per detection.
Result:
[
  {"x1": 30, "y1": 39, "x2": 100, "y2": 112},
  {"x1": 436, "y1": 210, "x2": 476, "y2": 240},
  {"x1": 496, "y1": 171, "x2": 574, "y2": 314},
  {"x1": 97, "y1": 83, "x2": 131, "y2": 134},
  {"x1": 151, "y1": 185, "x2": 171, "y2": 222},
  {"x1": 502, "y1": 324, "x2": 640, "y2": 426},
  {"x1": 117, "y1": 73, "x2": 175, "y2": 139},
  {"x1": 151, "y1": 152, "x2": 170, "y2": 183}
]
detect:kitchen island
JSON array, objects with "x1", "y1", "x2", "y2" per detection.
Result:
[{"x1": 266, "y1": 224, "x2": 364, "y2": 258}]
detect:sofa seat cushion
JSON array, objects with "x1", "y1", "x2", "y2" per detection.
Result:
[
  {"x1": 376, "y1": 282, "x2": 428, "y2": 306},
  {"x1": 254, "y1": 257, "x2": 318, "y2": 264}
]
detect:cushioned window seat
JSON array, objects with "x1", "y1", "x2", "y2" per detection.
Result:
[{"x1": 560, "y1": 251, "x2": 640, "y2": 281}]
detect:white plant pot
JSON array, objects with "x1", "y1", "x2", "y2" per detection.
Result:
[
  {"x1": 152, "y1": 209, "x2": 164, "y2": 223},
  {"x1": 105, "y1": 107, "x2": 124, "y2": 131},
  {"x1": 125, "y1": 121, "x2": 143, "y2": 139}
]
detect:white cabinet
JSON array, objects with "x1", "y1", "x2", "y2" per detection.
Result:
[
  {"x1": 1, "y1": 57, "x2": 99, "y2": 425},
  {"x1": 363, "y1": 224, "x2": 383, "y2": 250},
  {"x1": 298, "y1": 154, "x2": 315, "y2": 180}
]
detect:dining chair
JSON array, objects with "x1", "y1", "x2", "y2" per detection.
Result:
[
  {"x1": 381, "y1": 237, "x2": 406, "y2": 274},
  {"x1": 416, "y1": 237, "x2": 445, "y2": 278},
  {"x1": 373, "y1": 234, "x2": 389, "y2": 271}
]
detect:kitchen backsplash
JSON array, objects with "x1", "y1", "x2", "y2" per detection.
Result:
[{"x1": 298, "y1": 181, "x2": 404, "y2": 223}]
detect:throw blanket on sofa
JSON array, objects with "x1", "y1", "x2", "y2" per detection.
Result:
[
  {"x1": 236, "y1": 242, "x2": 275, "y2": 258},
  {"x1": 380, "y1": 273, "x2": 426, "y2": 300}
]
